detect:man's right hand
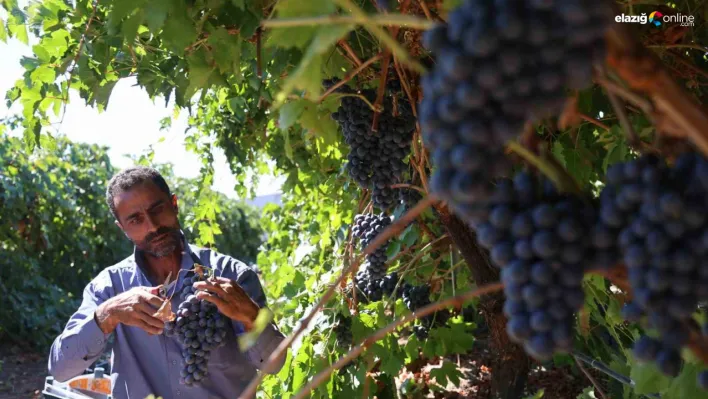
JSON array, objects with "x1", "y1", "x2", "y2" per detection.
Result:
[{"x1": 94, "y1": 287, "x2": 165, "y2": 335}]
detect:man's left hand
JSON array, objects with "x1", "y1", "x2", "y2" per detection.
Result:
[{"x1": 193, "y1": 277, "x2": 260, "y2": 331}]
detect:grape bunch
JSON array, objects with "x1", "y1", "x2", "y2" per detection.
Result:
[
  {"x1": 400, "y1": 283, "x2": 450, "y2": 340},
  {"x1": 419, "y1": 0, "x2": 613, "y2": 216},
  {"x1": 330, "y1": 85, "x2": 416, "y2": 211},
  {"x1": 600, "y1": 153, "x2": 708, "y2": 381},
  {"x1": 163, "y1": 273, "x2": 230, "y2": 386},
  {"x1": 353, "y1": 213, "x2": 392, "y2": 301},
  {"x1": 333, "y1": 314, "x2": 353, "y2": 347},
  {"x1": 472, "y1": 172, "x2": 596, "y2": 360}
]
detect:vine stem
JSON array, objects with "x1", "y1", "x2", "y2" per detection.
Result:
[
  {"x1": 237, "y1": 196, "x2": 439, "y2": 399},
  {"x1": 598, "y1": 66, "x2": 642, "y2": 149},
  {"x1": 338, "y1": 40, "x2": 363, "y2": 67},
  {"x1": 580, "y1": 113, "x2": 610, "y2": 130},
  {"x1": 318, "y1": 53, "x2": 383, "y2": 103},
  {"x1": 261, "y1": 14, "x2": 434, "y2": 30},
  {"x1": 371, "y1": 51, "x2": 391, "y2": 132},
  {"x1": 290, "y1": 282, "x2": 505, "y2": 399},
  {"x1": 389, "y1": 182, "x2": 425, "y2": 194}
]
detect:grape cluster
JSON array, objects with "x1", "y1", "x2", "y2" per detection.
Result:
[
  {"x1": 398, "y1": 183, "x2": 423, "y2": 209},
  {"x1": 353, "y1": 213, "x2": 392, "y2": 301},
  {"x1": 163, "y1": 273, "x2": 230, "y2": 386},
  {"x1": 333, "y1": 314, "x2": 353, "y2": 347},
  {"x1": 473, "y1": 172, "x2": 596, "y2": 361},
  {"x1": 330, "y1": 86, "x2": 416, "y2": 211},
  {"x1": 419, "y1": 0, "x2": 612, "y2": 217},
  {"x1": 400, "y1": 283, "x2": 450, "y2": 340},
  {"x1": 602, "y1": 153, "x2": 708, "y2": 381}
]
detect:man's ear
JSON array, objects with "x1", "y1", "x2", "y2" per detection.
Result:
[{"x1": 171, "y1": 194, "x2": 179, "y2": 213}]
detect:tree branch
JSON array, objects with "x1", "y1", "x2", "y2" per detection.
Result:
[
  {"x1": 237, "y1": 196, "x2": 439, "y2": 399},
  {"x1": 290, "y1": 282, "x2": 505, "y2": 399}
]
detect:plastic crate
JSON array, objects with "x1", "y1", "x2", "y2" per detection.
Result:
[{"x1": 42, "y1": 368, "x2": 112, "y2": 399}]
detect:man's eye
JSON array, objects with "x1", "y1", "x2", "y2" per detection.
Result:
[{"x1": 129, "y1": 217, "x2": 141, "y2": 225}]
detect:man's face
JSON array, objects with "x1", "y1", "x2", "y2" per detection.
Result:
[{"x1": 113, "y1": 181, "x2": 182, "y2": 257}]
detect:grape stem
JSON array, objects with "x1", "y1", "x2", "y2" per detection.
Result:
[
  {"x1": 318, "y1": 53, "x2": 384, "y2": 103},
  {"x1": 579, "y1": 113, "x2": 610, "y2": 131},
  {"x1": 237, "y1": 196, "x2": 439, "y2": 399},
  {"x1": 338, "y1": 40, "x2": 363, "y2": 67},
  {"x1": 289, "y1": 282, "x2": 505, "y2": 399},
  {"x1": 371, "y1": 51, "x2": 392, "y2": 132},
  {"x1": 597, "y1": 66, "x2": 643, "y2": 150}
]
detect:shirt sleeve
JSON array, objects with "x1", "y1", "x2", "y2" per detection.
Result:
[
  {"x1": 48, "y1": 273, "x2": 112, "y2": 382},
  {"x1": 233, "y1": 267, "x2": 287, "y2": 374}
]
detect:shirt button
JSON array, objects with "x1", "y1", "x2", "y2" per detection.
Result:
[
  {"x1": 172, "y1": 360, "x2": 177, "y2": 365},
  {"x1": 176, "y1": 390, "x2": 181, "y2": 396},
  {"x1": 97, "y1": 339, "x2": 102, "y2": 344}
]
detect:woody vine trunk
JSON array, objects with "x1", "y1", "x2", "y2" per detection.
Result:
[{"x1": 436, "y1": 205, "x2": 530, "y2": 399}]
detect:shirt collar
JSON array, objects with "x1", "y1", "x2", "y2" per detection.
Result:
[{"x1": 133, "y1": 229, "x2": 195, "y2": 286}]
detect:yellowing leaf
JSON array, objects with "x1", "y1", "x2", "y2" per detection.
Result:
[{"x1": 237, "y1": 308, "x2": 274, "y2": 351}]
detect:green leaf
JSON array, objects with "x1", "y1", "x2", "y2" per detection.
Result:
[
  {"x1": 7, "y1": 14, "x2": 28, "y2": 44},
  {"x1": 207, "y1": 27, "x2": 241, "y2": 76},
  {"x1": 429, "y1": 360, "x2": 463, "y2": 388},
  {"x1": 121, "y1": 10, "x2": 144, "y2": 43},
  {"x1": 162, "y1": 6, "x2": 197, "y2": 55},
  {"x1": 0, "y1": 19, "x2": 8, "y2": 42},
  {"x1": 144, "y1": 0, "x2": 169, "y2": 32},
  {"x1": 185, "y1": 50, "x2": 215, "y2": 99},
  {"x1": 276, "y1": 24, "x2": 354, "y2": 102},
  {"x1": 278, "y1": 100, "x2": 306, "y2": 130},
  {"x1": 666, "y1": 363, "x2": 708, "y2": 399},
  {"x1": 30, "y1": 65, "x2": 56, "y2": 84},
  {"x1": 231, "y1": 0, "x2": 244, "y2": 9},
  {"x1": 629, "y1": 358, "x2": 671, "y2": 394}
]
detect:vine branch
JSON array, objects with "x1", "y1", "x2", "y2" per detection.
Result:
[
  {"x1": 290, "y1": 282, "x2": 505, "y2": 399},
  {"x1": 238, "y1": 196, "x2": 439, "y2": 399},
  {"x1": 261, "y1": 14, "x2": 434, "y2": 30},
  {"x1": 317, "y1": 53, "x2": 383, "y2": 103}
]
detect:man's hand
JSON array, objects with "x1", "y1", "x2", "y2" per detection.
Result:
[
  {"x1": 193, "y1": 277, "x2": 260, "y2": 331},
  {"x1": 95, "y1": 287, "x2": 165, "y2": 335}
]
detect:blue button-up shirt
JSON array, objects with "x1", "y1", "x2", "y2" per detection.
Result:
[{"x1": 48, "y1": 231, "x2": 286, "y2": 399}]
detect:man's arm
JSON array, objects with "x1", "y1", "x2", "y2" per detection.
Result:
[
  {"x1": 234, "y1": 269, "x2": 287, "y2": 374},
  {"x1": 48, "y1": 278, "x2": 112, "y2": 382}
]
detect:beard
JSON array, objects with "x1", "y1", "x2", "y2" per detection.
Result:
[{"x1": 136, "y1": 226, "x2": 183, "y2": 258}]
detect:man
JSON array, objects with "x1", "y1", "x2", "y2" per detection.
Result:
[{"x1": 48, "y1": 166, "x2": 286, "y2": 398}]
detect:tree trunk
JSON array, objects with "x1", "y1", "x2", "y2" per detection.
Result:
[{"x1": 436, "y1": 205, "x2": 530, "y2": 399}]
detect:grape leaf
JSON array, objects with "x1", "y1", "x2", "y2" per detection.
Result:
[
  {"x1": 629, "y1": 358, "x2": 671, "y2": 394},
  {"x1": 278, "y1": 100, "x2": 306, "y2": 130},
  {"x1": 144, "y1": 0, "x2": 169, "y2": 32},
  {"x1": 429, "y1": 360, "x2": 463, "y2": 387},
  {"x1": 0, "y1": 19, "x2": 7, "y2": 42}
]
